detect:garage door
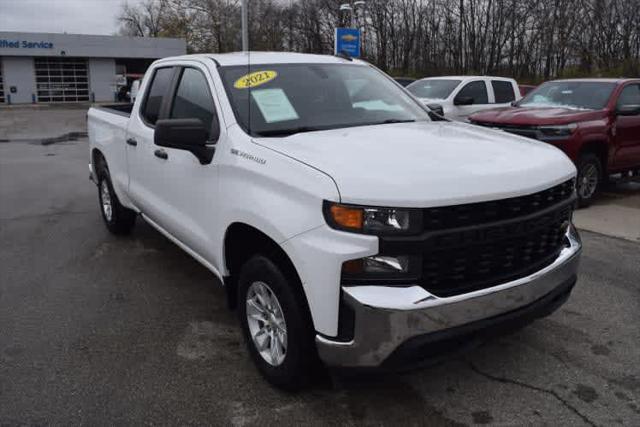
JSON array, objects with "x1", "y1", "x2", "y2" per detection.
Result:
[
  {"x1": 0, "y1": 59, "x2": 4, "y2": 104},
  {"x1": 35, "y1": 58, "x2": 90, "y2": 103}
]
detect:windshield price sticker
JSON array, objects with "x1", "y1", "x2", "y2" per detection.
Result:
[
  {"x1": 251, "y1": 88, "x2": 299, "y2": 123},
  {"x1": 234, "y1": 70, "x2": 278, "y2": 89}
]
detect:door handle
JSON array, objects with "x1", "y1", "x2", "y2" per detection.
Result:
[
  {"x1": 126, "y1": 138, "x2": 137, "y2": 146},
  {"x1": 154, "y1": 149, "x2": 168, "y2": 160}
]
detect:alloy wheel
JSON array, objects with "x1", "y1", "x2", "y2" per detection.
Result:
[
  {"x1": 100, "y1": 180, "x2": 113, "y2": 221},
  {"x1": 245, "y1": 281, "x2": 288, "y2": 366},
  {"x1": 578, "y1": 163, "x2": 599, "y2": 200}
]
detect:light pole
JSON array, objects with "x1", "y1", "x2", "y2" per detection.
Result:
[
  {"x1": 353, "y1": 0, "x2": 366, "y2": 56},
  {"x1": 241, "y1": 0, "x2": 249, "y2": 51},
  {"x1": 339, "y1": 3, "x2": 353, "y2": 27}
]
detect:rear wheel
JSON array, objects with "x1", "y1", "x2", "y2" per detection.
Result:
[
  {"x1": 97, "y1": 166, "x2": 136, "y2": 234},
  {"x1": 576, "y1": 153, "x2": 602, "y2": 207},
  {"x1": 237, "y1": 255, "x2": 318, "y2": 390}
]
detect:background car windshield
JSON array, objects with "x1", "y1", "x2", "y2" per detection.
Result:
[
  {"x1": 220, "y1": 63, "x2": 430, "y2": 137},
  {"x1": 406, "y1": 79, "x2": 461, "y2": 99},
  {"x1": 519, "y1": 81, "x2": 616, "y2": 110}
]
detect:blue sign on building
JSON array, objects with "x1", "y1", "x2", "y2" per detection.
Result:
[
  {"x1": 334, "y1": 28, "x2": 360, "y2": 58},
  {"x1": 0, "y1": 39, "x2": 54, "y2": 49}
]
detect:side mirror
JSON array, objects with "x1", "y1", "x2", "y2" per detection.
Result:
[
  {"x1": 155, "y1": 118, "x2": 215, "y2": 164},
  {"x1": 454, "y1": 96, "x2": 474, "y2": 106},
  {"x1": 616, "y1": 104, "x2": 640, "y2": 116},
  {"x1": 426, "y1": 103, "x2": 445, "y2": 117}
]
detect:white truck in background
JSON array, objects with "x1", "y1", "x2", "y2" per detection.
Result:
[
  {"x1": 406, "y1": 76, "x2": 522, "y2": 121},
  {"x1": 87, "y1": 52, "x2": 581, "y2": 390}
]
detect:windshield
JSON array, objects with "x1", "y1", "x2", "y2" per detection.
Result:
[
  {"x1": 406, "y1": 79, "x2": 461, "y2": 99},
  {"x1": 219, "y1": 63, "x2": 430, "y2": 137},
  {"x1": 518, "y1": 81, "x2": 616, "y2": 110}
]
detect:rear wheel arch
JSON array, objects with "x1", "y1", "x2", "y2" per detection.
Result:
[
  {"x1": 95, "y1": 158, "x2": 136, "y2": 234},
  {"x1": 92, "y1": 148, "x2": 107, "y2": 172}
]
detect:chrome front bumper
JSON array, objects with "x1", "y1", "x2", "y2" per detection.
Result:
[{"x1": 316, "y1": 225, "x2": 582, "y2": 367}]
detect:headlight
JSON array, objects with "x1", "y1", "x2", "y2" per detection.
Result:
[
  {"x1": 538, "y1": 123, "x2": 577, "y2": 139},
  {"x1": 323, "y1": 201, "x2": 421, "y2": 235}
]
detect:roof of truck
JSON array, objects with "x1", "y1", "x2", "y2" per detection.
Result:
[
  {"x1": 416, "y1": 75, "x2": 517, "y2": 82},
  {"x1": 158, "y1": 52, "x2": 363, "y2": 66},
  {"x1": 550, "y1": 78, "x2": 639, "y2": 84}
]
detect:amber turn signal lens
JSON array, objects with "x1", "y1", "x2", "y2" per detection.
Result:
[
  {"x1": 330, "y1": 205, "x2": 363, "y2": 230},
  {"x1": 342, "y1": 258, "x2": 364, "y2": 274}
]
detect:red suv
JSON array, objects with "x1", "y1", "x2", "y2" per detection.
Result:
[{"x1": 470, "y1": 79, "x2": 640, "y2": 206}]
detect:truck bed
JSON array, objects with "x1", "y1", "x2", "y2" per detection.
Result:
[
  {"x1": 87, "y1": 105, "x2": 132, "y2": 197},
  {"x1": 94, "y1": 103, "x2": 134, "y2": 117}
]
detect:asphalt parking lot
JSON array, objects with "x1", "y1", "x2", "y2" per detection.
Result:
[{"x1": 1, "y1": 108, "x2": 639, "y2": 425}]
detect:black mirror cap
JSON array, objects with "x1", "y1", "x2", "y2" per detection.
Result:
[
  {"x1": 426, "y1": 103, "x2": 445, "y2": 117},
  {"x1": 154, "y1": 118, "x2": 215, "y2": 165},
  {"x1": 616, "y1": 104, "x2": 640, "y2": 116},
  {"x1": 155, "y1": 118, "x2": 208, "y2": 148},
  {"x1": 454, "y1": 96, "x2": 474, "y2": 106}
]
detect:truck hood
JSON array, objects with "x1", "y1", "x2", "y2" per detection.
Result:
[
  {"x1": 470, "y1": 106, "x2": 606, "y2": 126},
  {"x1": 254, "y1": 121, "x2": 575, "y2": 207}
]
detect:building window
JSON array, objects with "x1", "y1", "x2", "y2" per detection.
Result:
[{"x1": 34, "y1": 57, "x2": 90, "y2": 103}]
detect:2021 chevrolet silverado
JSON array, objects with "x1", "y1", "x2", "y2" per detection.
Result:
[
  {"x1": 469, "y1": 79, "x2": 640, "y2": 206},
  {"x1": 88, "y1": 52, "x2": 582, "y2": 390}
]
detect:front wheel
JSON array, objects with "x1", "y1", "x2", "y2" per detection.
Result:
[
  {"x1": 237, "y1": 255, "x2": 318, "y2": 390},
  {"x1": 576, "y1": 153, "x2": 602, "y2": 208}
]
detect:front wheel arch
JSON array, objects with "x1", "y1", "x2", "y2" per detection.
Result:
[
  {"x1": 576, "y1": 152, "x2": 603, "y2": 207},
  {"x1": 223, "y1": 223, "x2": 307, "y2": 313}
]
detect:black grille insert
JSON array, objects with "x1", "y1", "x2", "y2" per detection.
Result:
[
  {"x1": 423, "y1": 180, "x2": 574, "y2": 230},
  {"x1": 378, "y1": 180, "x2": 576, "y2": 297},
  {"x1": 421, "y1": 204, "x2": 572, "y2": 297}
]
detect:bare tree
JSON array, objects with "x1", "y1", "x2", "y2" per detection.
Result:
[
  {"x1": 118, "y1": 0, "x2": 169, "y2": 37},
  {"x1": 116, "y1": 0, "x2": 640, "y2": 80}
]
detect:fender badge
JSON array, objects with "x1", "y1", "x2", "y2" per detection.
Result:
[{"x1": 230, "y1": 148, "x2": 266, "y2": 165}]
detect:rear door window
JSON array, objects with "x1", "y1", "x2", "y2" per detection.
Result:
[
  {"x1": 491, "y1": 80, "x2": 516, "y2": 103},
  {"x1": 141, "y1": 67, "x2": 174, "y2": 125},
  {"x1": 456, "y1": 81, "x2": 489, "y2": 104}
]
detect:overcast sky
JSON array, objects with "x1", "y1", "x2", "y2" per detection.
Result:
[{"x1": 0, "y1": 0, "x2": 142, "y2": 35}]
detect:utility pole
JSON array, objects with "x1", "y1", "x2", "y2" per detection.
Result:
[{"x1": 241, "y1": 0, "x2": 249, "y2": 52}]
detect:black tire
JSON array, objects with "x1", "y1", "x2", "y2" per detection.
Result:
[
  {"x1": 237, "y1": 255, "x2": 318, "y2": 390},
  {"x1": 97, "y1": 165, "x2": 136, "y2": 235},
  {"x1": 576, "y1": 153, "x2": 602, "y2": 208}
]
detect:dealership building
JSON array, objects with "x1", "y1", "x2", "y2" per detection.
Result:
[{"x1": 0, "y1": 32, "x2": 186, "y2": 104}]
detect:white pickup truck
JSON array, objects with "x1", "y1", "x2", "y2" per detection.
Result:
[
  {"x1": 406, "y1": 76, "x2": 522, "y2": 121},
  {"x1": 88, "y1": 52, "x2": 581, "y2": 390}
]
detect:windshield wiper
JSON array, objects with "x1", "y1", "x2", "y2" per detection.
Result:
[
  {"x1": 254, "y1": 126, "x2": 324, "y2": 137},
  {"x1": 355, "y1": 118, "x2": 417, "y2": 127},
  {"x1": 255, "y1": 119, "x2": 417, "y2": 137},
  {"x1": 379, "y1": 119, "x2": 416, "y2": 124}
]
